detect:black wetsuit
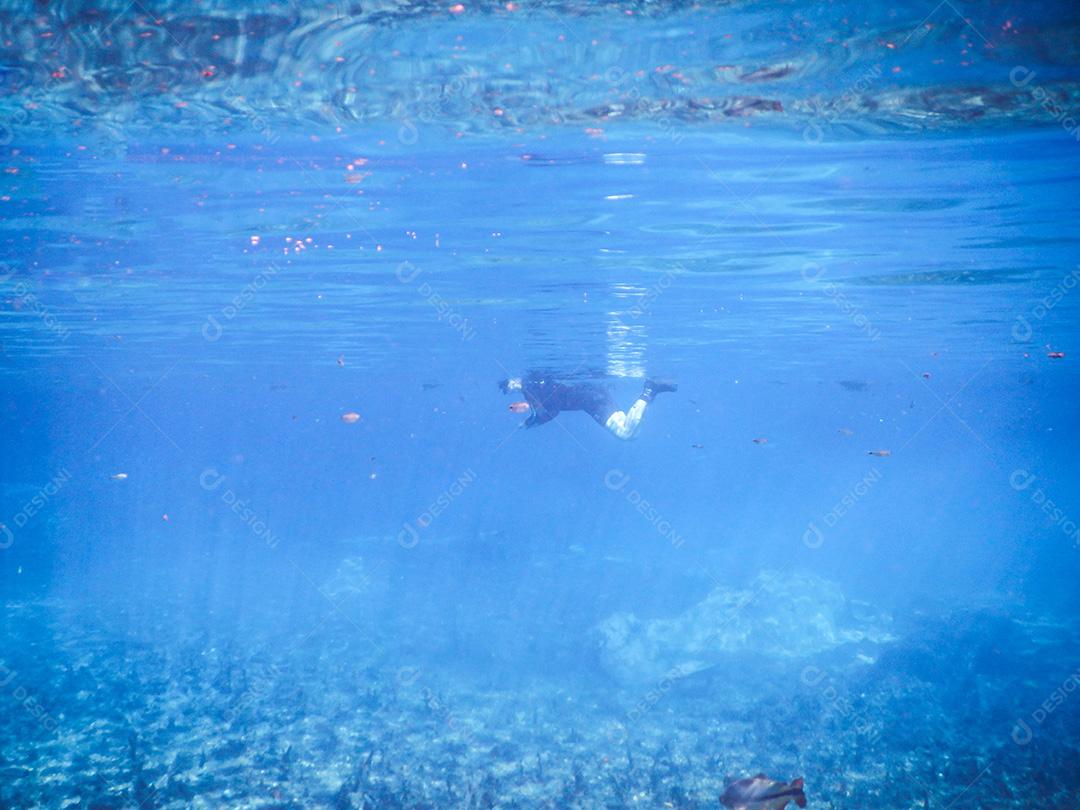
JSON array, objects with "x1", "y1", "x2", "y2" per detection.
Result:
[{"x1": 521, "y1": 378, "x2": 615, "y2": 428}]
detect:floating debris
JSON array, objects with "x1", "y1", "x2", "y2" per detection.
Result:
[
  {"x1": 1048, "y1": 351, "x2": 1065, "y2": 359},
  {"x1": 838, "y1": 380, "x2": 869, "y2": 392},
  {"x1": 752, "y1": 437, "x2": 768, "y2": 445},
  {"x1": 867, "y1": 449, "x2": 891, "y2": 457},
  {"x1": 110, "y1": 473, "x2": 128, "y2": 480},
  {"x1": 341, "y1": 412, "x2": 361, "y2": 424}
]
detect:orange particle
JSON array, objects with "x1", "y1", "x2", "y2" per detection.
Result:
[
  {"x1": 449, "y1": 3, "x2": 465, "y2": 12},
  {"x1": 341, "y1": 412, "x2": 361, "y2": 424}
]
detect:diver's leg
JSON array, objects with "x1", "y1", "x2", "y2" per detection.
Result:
[
  {"x1": 604, "y1": 398, "x2": 648, "y2": 440},
  {"x1": 601, "y1": 379, "x2": 677, "y2": 440}
]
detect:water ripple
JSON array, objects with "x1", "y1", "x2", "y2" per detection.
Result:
[{"x1": 1, "y1": 1, "x2": 1078, "y2": 141}]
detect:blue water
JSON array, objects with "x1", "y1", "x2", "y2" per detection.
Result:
[{"x1": 2, "y1": 2, "x2": 1080, "y2": 808}]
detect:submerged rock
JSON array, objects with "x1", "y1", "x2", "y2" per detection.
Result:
[
  {"x1": 320, "y1": 556, "x2": 387, "y2": 605},
  {"x1": 593, "y1": 570, "x2": 894, "y2": 684}
]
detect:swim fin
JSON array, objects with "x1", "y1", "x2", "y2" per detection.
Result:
[{"x1": 641, "y1": 378, "x2": 678, "y2": 402}]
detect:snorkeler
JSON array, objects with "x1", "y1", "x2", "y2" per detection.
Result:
[{"x1": 499, "y1": 374, "x2": 676, "y2": 440}]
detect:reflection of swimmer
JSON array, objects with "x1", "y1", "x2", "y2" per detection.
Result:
[{"x1": 499, "y1": 374, "x2": 676, "y2": 440}]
